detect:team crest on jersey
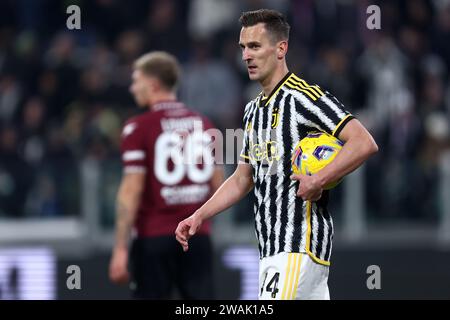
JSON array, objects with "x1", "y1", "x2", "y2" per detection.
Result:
[
  {"x1": 271, "y1": 106, "x2": 280, "y2": 128},
  {"x1": 122, "y1": 122, "x2": 137, "y2": 137}
]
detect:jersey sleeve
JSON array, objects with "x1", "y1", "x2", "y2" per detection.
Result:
[
  {"x1": 294, "y1": 88, "x2": 355, "y2": 138},
  {"x1": 239, "y1": 102, "x2": 253, "y2": 164},
  {"x1": 120, "y1": 119, "x2": 147, "y2": 174}
]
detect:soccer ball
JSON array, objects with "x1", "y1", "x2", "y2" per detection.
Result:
[{"x1": 291, "y1": 131, "x2": 344, "y2": 190}]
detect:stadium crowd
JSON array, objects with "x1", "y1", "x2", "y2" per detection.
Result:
[{"x1": 0, "y1": 0, "x2": 449, "y2": 223}]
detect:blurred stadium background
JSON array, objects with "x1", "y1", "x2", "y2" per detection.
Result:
[{"x1": 1, "y1": 0, "x2": 450, "y2": 299}]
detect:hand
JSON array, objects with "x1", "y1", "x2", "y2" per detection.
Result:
[
  {"x1": 109, "y1": 246, "x2": 130, "y2": 284},
  {"x1": 175, "y1": 212, "x2": 203, "y2": 252},
  {"x1": 290, "y1": 173, "x2": 323, "y2": 201}
]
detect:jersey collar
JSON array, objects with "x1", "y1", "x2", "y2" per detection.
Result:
[
  {"x1": 153, "y1": 101, "x2": 185, "y2": 111},
  {"x1": 259, "y1": 72, "x2": 293, "y2": 107}
]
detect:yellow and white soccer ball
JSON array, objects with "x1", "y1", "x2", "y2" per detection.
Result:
[{"x1": 291, "y1": 131, "x2": 344, "y2": 190}]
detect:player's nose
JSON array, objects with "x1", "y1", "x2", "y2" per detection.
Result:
[{"x1": 242, "y1": 48, "x2": 252, "y2": 61}]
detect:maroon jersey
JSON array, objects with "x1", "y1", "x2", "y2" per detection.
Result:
[{"x1": 120, "y1": 101, "x2": 217, "y2": 237}]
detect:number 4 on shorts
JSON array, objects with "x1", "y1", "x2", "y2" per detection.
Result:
[{"x1": 261, "y1": 272, "x2": 280, "y2": 298}]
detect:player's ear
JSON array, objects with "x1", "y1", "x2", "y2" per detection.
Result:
[{"x1": 277, "y1": 40, "x2": 288, "y2": 59}]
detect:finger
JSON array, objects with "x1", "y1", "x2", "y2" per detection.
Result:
[
  {"x1": 310, "y1": 190, "x2": 322, "y2": 201},
  {"x1": 112, "y1": 272, "x2": 124, "y2": 284},
  {"x1": 110, "y1": 270, "x2": 123, "y2": 283},
  {"x1": 176, "y1": 223, "x2": 190, "y2": 239},
  {"x1": 109, "y1": 263, "x2": 118, "y2": 277},
  {"x1": 176, "y1": 235, "x2": 188, "y2": 247},
  {"x1": 297, "y1": 187, "x2": 305, "y2": 198},
  {"x1": 116, "y1": 274, "x2": 129, "y2": 284},
  {"x1": 299, "y1": 190, "x2": 308, "y2": 201},
  {"x1": 188, "y1": 221, "x2": 198, "y2": 236},
  {"x1": 176, "y1": 233, "x2": 188, "y2": 244},
  {"x1": 314, "y1": 189, "x2": 323, "y2": 199},
  {"x1": 176, "y1": 230, "x2": 186, "y2": 241},
  {"x1": 290, "y1": 174, "x2": 303, "y2": 181}
]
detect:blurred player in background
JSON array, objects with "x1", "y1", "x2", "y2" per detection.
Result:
[
  {"x1": 109, "y1": 51, "x2": 223, "y2": 299},
  {"x1": 176, "y1": 9, "x2": 378, "y2": 300}
]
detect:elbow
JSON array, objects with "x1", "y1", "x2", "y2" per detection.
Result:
[
  {"x1": 370, "y1": 138, "x2": 379, "y2": 154},
  {"x1": 365, "y1": 138, "x2": 379, "y2": 158}
]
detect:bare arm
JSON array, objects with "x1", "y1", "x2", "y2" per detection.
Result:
[
  {"x1": 114, "y1": 173, "x2": 145, "y2": 249},
  {"x1": 211, "y1": 165, "x2": 225, "y2": 193},
  {"x1": 316, "y1": 118, "x2": 378, "y2": 187},
  {"x1": 196, "y1": 162, "x2": 253, "y2": 221},
  {"x1": 175, "y1": 163, "x2": 254, "y2": 251},
  {"x1": 292, "y1": 119, "x2": 378, "y2": 201},
  {"x1": 109, "y1": 172, "x2": 145, "y2": 284}
]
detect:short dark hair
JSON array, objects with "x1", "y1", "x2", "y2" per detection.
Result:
[
  {"x1": 239, "y1": 9, "x2": 290, "y2": 42},
  {"x1": 133, "y1": 51, "x2": 180, "y2": 91}
]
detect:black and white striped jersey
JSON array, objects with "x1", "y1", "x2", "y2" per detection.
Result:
[{"x1": 240, "y1": 72, "x2": 354, "y2": 265}]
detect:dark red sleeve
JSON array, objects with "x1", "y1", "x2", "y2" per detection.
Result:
[{"x1": 120, "y1": 118, "x2": 147, "y2": 174}]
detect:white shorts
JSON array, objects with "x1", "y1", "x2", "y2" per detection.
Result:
[{"x1": 258, "y1": 252, "x2": 330, "y2": 300}]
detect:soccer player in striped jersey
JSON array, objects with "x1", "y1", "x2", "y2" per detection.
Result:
[{"x1": 175, "y1": 9, "x2": 378, "y2": 300}]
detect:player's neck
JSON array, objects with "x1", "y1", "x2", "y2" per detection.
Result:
[
  {"x1": 261, "y1": 65, "x2": 289, "y2": 97},
  {"x1": 148, "y1": 92, "x2": 177, "y2": 110},
  {"x1": 260, "y1": 64, "x2": 289, "y2": 97}
]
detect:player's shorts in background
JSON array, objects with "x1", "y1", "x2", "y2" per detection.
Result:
[
  {"x1": 258, "y1": 252, "x2": 330, "y2": 300},
  {"x1": 129, "y1": 235, "x2": 213, "y2": 299}
]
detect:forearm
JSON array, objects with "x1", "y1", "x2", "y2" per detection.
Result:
[
  {"x1": 196, "y1": 170, "x2": 253, "y2": 221},
  {"x1": 211, "y1": 166, "x2": 225, "y2": 193},
  {"x1": 316, "y1": 135, "x2": 377, "y2": 188},
  {"x1": 114, "y1": 189, "x2": 141, "y2": 249}
]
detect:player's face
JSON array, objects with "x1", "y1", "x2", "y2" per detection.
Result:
[
  {"x1": 239, "y1": 23, "x2": 279, "y2": 82},
  {"x1": 129, "y1": 70, "x2": 151, "y2": 107}
]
